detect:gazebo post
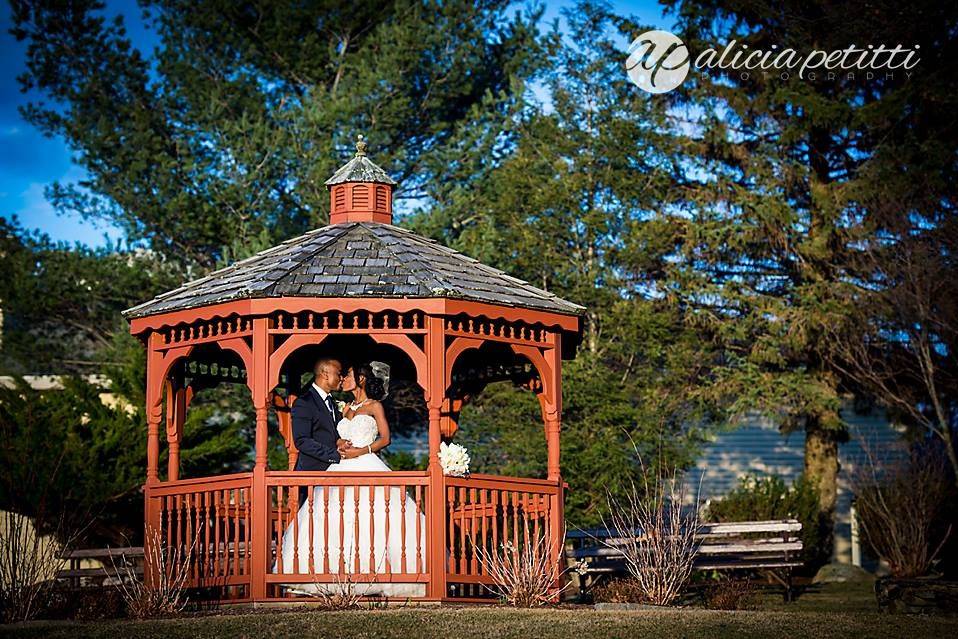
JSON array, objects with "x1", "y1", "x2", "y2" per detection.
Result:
[
  {"x1": 425, "y1": 315, "x2": 447, "y2": 600},
  {"x1": 544, "y1": 331, "x2": 564, "y2": 592},
  {"x1": 544, "y1": 332, "x2": 563, "y2": 481},
  {"x1": 273, "y1": 392, "x2": 298, "y2": 470},
  {"x1": 249, "y1": 316, "x2": 272, "y2": 600},
  {"x1": 143, "y1": 331, "x2": 165, "y2": 588},
  {"x1": 145, "y1": 332, "x2": 163, "y2": 486},
  {"x1": 166, "y1": 377, "x2": 186, "y2": 482}
]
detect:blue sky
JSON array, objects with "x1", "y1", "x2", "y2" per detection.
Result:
[{"x1": 0, "y1": 1, "x2": 670, "y2": 248}]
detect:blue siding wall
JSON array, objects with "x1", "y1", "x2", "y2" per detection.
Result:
[{"x1": 687, "y1": 401, "x2": 905, "y2": 563}]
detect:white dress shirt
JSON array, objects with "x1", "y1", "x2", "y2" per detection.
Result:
[{"x1": 313, "y1": 383, "x2": 338, "y2": 413}]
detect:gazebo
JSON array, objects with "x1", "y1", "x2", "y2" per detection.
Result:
[{"x1": 123, "y1": 137, "x2": 584, "y2": 602}]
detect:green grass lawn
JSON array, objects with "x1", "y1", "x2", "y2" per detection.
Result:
[
  {"x1": 756, "y1": 577, "x2": 879, "y2": 614},
  {"x1": 3, "y1": 581, "x2": 956, "y2": 639}
]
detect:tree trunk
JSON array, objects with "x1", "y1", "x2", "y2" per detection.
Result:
[{"x1": 804, "y1": 415, "x2": 840, "y2": 563}]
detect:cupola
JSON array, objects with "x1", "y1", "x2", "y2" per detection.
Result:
[{"x1": 324, "y1": 134, "x2": 397, "y2": 224}]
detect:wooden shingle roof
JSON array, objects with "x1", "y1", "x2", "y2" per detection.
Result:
[{"x1": 122, "y1": 222, "x2": 585, "y2": 319}]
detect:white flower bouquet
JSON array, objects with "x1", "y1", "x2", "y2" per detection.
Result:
[{"x1": 438, "y1": 441, "x2": 470, "y2": 477}]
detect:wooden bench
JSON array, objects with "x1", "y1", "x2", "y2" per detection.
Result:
[
  {"x1": 565, "y1": 519, "x2": 803, "y2": 601},
  {"x1": 57, "y1": 547, "x2": 144, "y2": 588}
]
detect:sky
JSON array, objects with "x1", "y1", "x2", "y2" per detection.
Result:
[{"x1": 0, "y1": 1, "x2": 671, "y2": 248}]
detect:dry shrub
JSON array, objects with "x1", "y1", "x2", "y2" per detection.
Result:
[
  {"x1": 112, "y1": 525, "x2": 194, "y2": 619},
  {"x1": 590, "y1": 577, "x2": 646, "y2": 603},
  {"x1": 601, "y1": 467, "x2": 701, "y2": 606},
  {"x1": 284, "y1": 538, "x2": 391, "y2": 609},
  {"x1": 474, "y1": 524, "x2": 571, "y2": 607},
  {"x1": 852, "y1": 443, "x2": 952, "y2": 578},
  {"x1": 0, "y1": 510, "x2": 72, "y2": 622},
  {"x1": 703, "y1": 577, "x2": 755, "y2": 610},
  {"x1": 309, "y1": 567, "x2": 370, "y2": 610}
]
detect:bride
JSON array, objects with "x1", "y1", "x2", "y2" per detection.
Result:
[{"x1": 277, "y1": 362, "x2": 426, "y2": 597}]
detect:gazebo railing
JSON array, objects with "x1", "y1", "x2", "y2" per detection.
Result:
[
  {"x1": 444, "y1": 474, "x2": 561, "y2": 590},
  {"x1": 144, "y1": 471, "x2": 563, "y2": 601},
  {"x1": 264, "y1": 471, "x2": 431, "y2": 597},
  {"x1": 146, "y1": 472, "x2": 254, "y2": 594}
]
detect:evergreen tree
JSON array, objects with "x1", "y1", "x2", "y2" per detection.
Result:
[
  {"x1": 0, "y1": 373, "x2": 145, "y2": 543},
  {"x1": 0, "y1": 223, "x2": 252, "y2": 543},
  {"x1": 3, "y1": 0, "x2": 547, "y2": 538},
  {"x1": 412, "y1": 1, "x2": 719, "y2": 525},
  {"x1": 0, "y1": 217, "x2": 180, "y2": 374},
  {"x1": 661, "y1": 0, "x2": 958, "y2": 553},
  {"x1": 10, "y1": 0, "x2": 545, "y2": 266}
]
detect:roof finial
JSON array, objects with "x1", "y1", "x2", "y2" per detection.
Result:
[
  {"x1": 355, "y1": 134, "x2": 368, "y2": 157},
  {"x1": 325, "y1": 132, "x2": 396, "y2": 188}
]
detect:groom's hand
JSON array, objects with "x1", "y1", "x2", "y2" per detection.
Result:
[
  {"x1": 336, "y1": 438, "x2": 350, "y2": 453},
  {"x1": 341, "y1": 445, "x2": 365, "y2": 459}
]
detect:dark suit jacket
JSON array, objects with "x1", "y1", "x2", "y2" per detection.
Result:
[{"x1": 292, "y1": 384, "x2": 343, "y2": 471}]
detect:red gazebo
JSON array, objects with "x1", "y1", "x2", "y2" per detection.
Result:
[{"x1": 123, "y1": 137, "x2": 584, "y2": 602}]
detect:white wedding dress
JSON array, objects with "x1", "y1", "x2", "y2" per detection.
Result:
[{"x1": 275, "y1": 412, "x2": 427, "y2": 598}]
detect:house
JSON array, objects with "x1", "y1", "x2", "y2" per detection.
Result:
[{"x1": 687, "y1": 400, "x2": 906, "y2": 566}]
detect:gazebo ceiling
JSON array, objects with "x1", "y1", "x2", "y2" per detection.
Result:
[{"x1": 123, "y1": 221, "x2": 584, "y2": 320}]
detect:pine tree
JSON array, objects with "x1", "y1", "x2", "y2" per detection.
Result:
[
  {"x1": 4, "y1": 0, "x2": 548, "y2": 538},
  {"x1": 0, "y1": 225, "x2": 254, "y2": 542},
  {"x1": 0, "y1": 217, "x2": 179, "y2": 374},
  {"x1": 661, "y1": 0, "x2": 958, "y2": 555},
  {"x1": 10, "y1": 0, "x2": 544, "y2": 266},
  {"x1": 411, "y1": 1, "x2": 719, "y2": 524}
]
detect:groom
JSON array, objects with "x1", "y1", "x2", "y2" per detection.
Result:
[{"x1": 291, "y1": 356, "x2": 351, "y2": 504}]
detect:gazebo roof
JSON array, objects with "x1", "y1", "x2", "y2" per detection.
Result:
[{"x1": 122, "y1": 221, "x2": 585, "y2": 319}]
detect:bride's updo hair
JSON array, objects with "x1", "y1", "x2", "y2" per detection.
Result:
[{"x1": 354, "y1": 363, "x2": 386, "y2": 400}]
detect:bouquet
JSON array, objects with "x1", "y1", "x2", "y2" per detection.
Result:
[{"x1": 438, "y1": 441, "x2": 470, "y2": 477}]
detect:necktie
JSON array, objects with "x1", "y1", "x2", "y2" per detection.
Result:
[{"x1": 325, "y1": 394, "x2": 335, "y2": 416}]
